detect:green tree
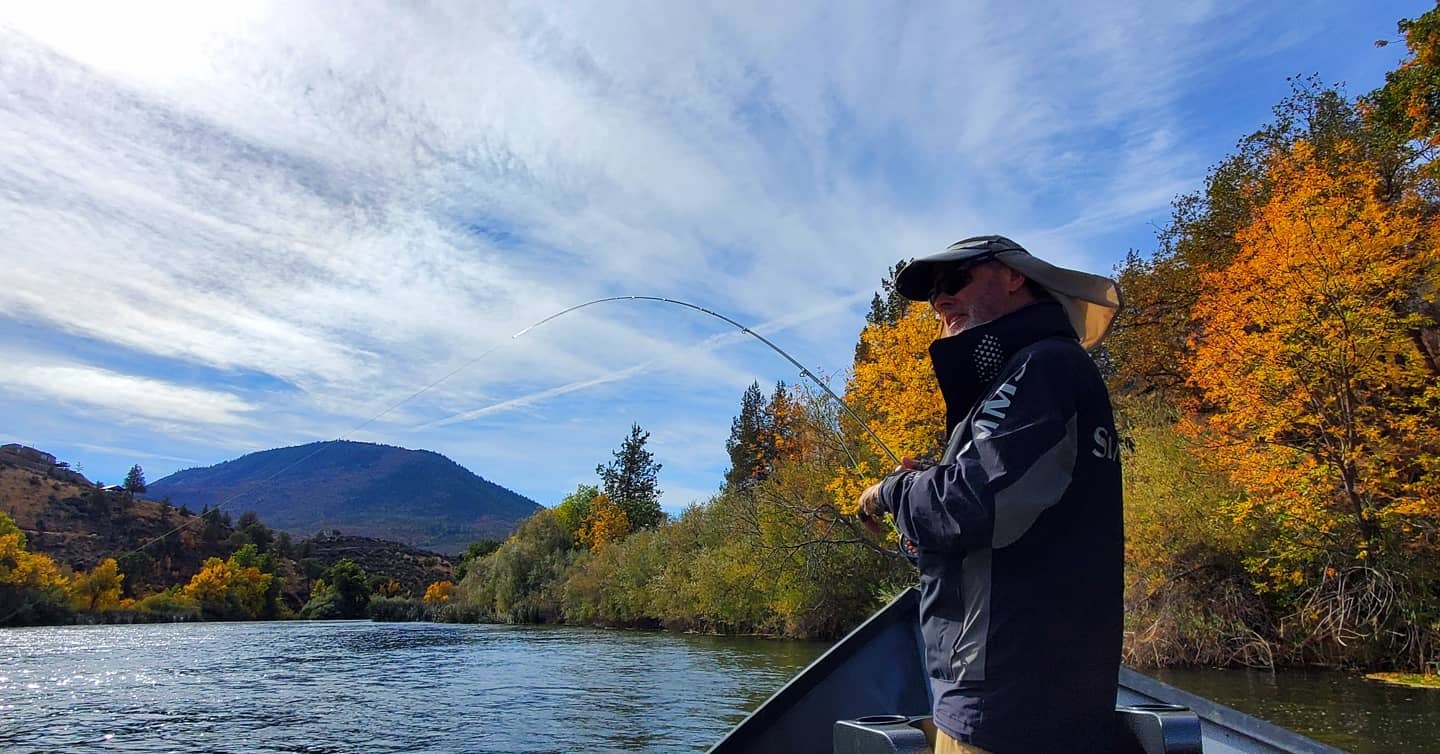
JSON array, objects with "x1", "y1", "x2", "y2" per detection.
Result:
[
  {"x1": 115, "y1": 550, "x2": 154, "y2": 597},
  {"x1": 123, "y1": 465, "x2": 147, "y2": 496},
  {"x1": 597, "y1": 423, "x2": 664, "y2": 530},
  {"x1": 273, "y1": 531, "x2": 294, "y2": 559},
  {"x1": 455, "y1": 538, "x2": 502, "y2": 581},
  {"x1": 725, "y1": 382, "x2": 772, "y2": 489},
  {"x1": 457, "y1": 510, "x2": 575, "y2": 623},
  {"x1": 230, "y1": 511, "x2": 274, "y2": 553},
  {"x1": 865, "y1": 261, "x2": 910, "y2": 327},
  {"x1": 321, "y1": 559, "x2": 371, "y2": 618},
  {"x1": 552, "y1": 484, "x2": 600, "y2": 538}
]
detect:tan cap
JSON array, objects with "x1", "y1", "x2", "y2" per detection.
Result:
[{"x1": 893, "y1": 235, "x2": 1123, "y2": 349}]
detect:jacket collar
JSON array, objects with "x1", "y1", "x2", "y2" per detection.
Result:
[{"x1": 928, "y1": 299, "x2": 1076, "y2": 434}]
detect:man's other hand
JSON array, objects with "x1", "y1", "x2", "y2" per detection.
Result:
[{"x1": 857, "y1": 481, "x2": 886, "y2": 535}]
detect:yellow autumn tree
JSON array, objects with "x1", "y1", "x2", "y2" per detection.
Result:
[
  {"x1": 423, "y1": 580, "x2": 455, "y2": 604},
  {"x1": 1186, "y1": 140, "x2": 1440, "y2": 585},
  {"x1": 228, "y1": 565, "x2": 272, "y2": 618},
  {"x1": 1, "y1": 512, "x2": 68, "y2": 622},
  {"x1": 829, "y1": 303, "x2": 948, "y2": 515},
  {"x1": 183, "y1": 553, "x2": 274, "y2": 619},
  {"x1": 69, "y1": 558, "x2": 124, "y2": 612},
  {"x1": 577, "y1": 494, "x2": 630, "y2": 549},
  {"x1": 184, "y1": 557, "x2": 232, "y2": 607},
  {"x1": 847, "y1": 303, "x2": 948, "y2": 459}
]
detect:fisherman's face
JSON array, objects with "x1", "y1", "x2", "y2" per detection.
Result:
[{"x1": 929, "y1": 260, "x2": 1019, "y2": 338}]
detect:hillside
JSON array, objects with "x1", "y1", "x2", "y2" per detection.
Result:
[
  {"x1": 1, "y1": 446, "x2": 456, "y2": 610},
  {"x1": 0, "y1": 449, "x2": 243, "y2": 596},
  {"x1": 149, "y1": 441, "x2": 540, "y2": 554},
  {"x1": 296, "y1": 532, "x2": 453, "y2": 598}
]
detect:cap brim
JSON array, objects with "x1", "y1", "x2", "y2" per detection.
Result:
[{"x1": 894, "y1": 246, "x2": 1001, "y2": 301}]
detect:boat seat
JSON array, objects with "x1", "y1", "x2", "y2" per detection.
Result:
[{"x1": 832, "y1": 705, "x2": 1204, "y2": 754}]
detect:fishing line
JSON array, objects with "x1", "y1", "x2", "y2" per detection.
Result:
[
  {"x1": 117, "y1": 295, "x2": 901, "y2": 564},
  {"x1": 502, "y1": 296, "x2": 902, "y2": 466}
]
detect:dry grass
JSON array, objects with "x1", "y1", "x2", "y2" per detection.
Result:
[{"x1": 0, "y1": 466, "x2": 91, "y2": 527}]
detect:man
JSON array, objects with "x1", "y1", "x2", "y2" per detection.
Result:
[{"x1": 857, "y1": 235, "x2": 1124, "y2": 753}]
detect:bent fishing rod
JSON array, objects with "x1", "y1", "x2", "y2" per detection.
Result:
[
  {"x1": 121, "y1": 295, "x2": 903, "y2": 560},
  {"x1": 513, "y1": 296, "x2": 902, "y2": 467}
]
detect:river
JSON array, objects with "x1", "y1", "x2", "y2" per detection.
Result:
[{"x1": 1, "y1": 621, "x2": 1436, "y2": 753}]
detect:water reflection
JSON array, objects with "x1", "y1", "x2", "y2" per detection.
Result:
[
  {"x1": 1155, "y1": 667, "x2": 1440, "y2": 754},
  {"x1": 0, "y1": 621, "x2": 825, "y2": 753}
]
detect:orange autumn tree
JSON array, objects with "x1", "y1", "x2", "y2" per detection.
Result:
[
  {"x1": 1186, "y1": 140, "x2": 1440, "y2": 591},
  {"x1": 577, "y1": 494, "x2": 630, "y2": 549},
  {"x1": 423, "y1": 580, "x2": 455, "y2": 604}
]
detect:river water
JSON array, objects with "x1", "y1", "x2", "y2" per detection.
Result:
[{"x1": 1, "y1": 620, "x2": 1436, "y2": 753}]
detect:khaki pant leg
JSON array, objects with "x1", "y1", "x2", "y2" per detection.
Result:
[{"x1": 933, "y1": 727, "x2": 994, "y2": 754}]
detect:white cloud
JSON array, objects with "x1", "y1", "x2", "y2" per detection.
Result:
[
  {"x1": 0, "y1": 361, "x2": 256, "y2": 428},
  {"x1": 0, "y1": 0, "x2": 1404, "y2": 503}
]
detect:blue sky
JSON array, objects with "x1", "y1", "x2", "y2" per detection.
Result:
[{"x1": 0, "y1": 1, "x2": 1428, "y2": 514}]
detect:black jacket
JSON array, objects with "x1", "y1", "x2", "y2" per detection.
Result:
[{"x1": 876, "y1": 300, "x2": 1124, "y2": 753}]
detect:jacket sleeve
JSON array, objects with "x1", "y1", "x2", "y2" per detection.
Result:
[{"x1": 876, "y1": 349, "x2": 1080, "y2": 553}]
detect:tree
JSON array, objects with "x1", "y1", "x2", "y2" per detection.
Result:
[
  {"x1": 318, "y1": 559, "x2": 371, "y2": 618},
  {"x1": 865, "y1": 261, "x2": 910, "y2": 328},
  {"x1": 463, "y1": 510, "x2": 576, "y2": 623},
  {"x1": 454, "y1": 538, "x2": 502, "y2": 582},
  {"x1": 846, "y1": 303, "x2": 948, "y2": 462},
  {"x1": 1107, "y1": 77, "x2": 1388, "y2": 403},
  {"x1": 182, "y1": 547, "x2": 276, "y2": 619},
  {"x1": 183, "y1": 558, "x2": 233, "y2": 612},
  {"x1": 115, "y1": 550, "x2": 154, "y2": 596},
  {"x1": 231, "y1": 511, "x2": 274, "y2": 553},
  {"x1": 552, "y1": 484, "x2": 599, "y2": 537},
  {"x1": 596, "y1": 423, "x2": 664, "y2": 530},
  {"x1": 67, "y1": 558, "x2": 123, "y2": 612},
  {"x1": 123, "y1": 465, "x2": 147, "y2": 496},
  {"x1": 725, "y1": 382, "x2": 772, "y2": 489},
  {"x1": 0, "y1": 512, "x2": 68, "y2": 624},
  {"x1": 1186, "y1": 140, "x2": 1440, "y2": 584},
  {"x1": 1365, "y1": 4, "x2": 1440, "y2": 158},
  {"x1": 423, "y1": 580, "x2": 455, "y2": 604},
  {"x1": 577, "y1": 494, "x2": 630, "y2": 549}
]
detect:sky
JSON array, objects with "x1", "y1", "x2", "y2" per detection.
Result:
[{"x1": 0, "y1": 0, "x2": 1429, "y2": 515}]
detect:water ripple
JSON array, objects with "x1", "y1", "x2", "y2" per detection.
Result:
[{"x1": 0, "y1": 621, "x2": 822, "y2": 753}]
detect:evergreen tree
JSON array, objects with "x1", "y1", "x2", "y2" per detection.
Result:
[
  {"x1": 596, "y1": 423, "x2": 664, "y2": 530},
  {"x1": 857, "y1": 261, "x2": 913, "y2": 363},
  {"x1": 865, "y1": 261, "x2": 910, "y2": 327},
  {"x1": 123, "y1": 465, "x2": 147, "y2": 495},
  {"x1": 724, "y1": 382, "x2": 770, "y2": 489}
]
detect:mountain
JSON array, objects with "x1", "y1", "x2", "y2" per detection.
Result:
[
  {"x1": 149, "y1": 441, "x2": 540, "y2": 554},
  {"x1": 1, "y1": 444, "x2": 458, "y2": 611}
]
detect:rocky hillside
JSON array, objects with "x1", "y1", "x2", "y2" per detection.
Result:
[
  {"x1": 149, "y1": 441, "x2": 540, "y2": 555},
  {"x1": 0, "y1": 449, "x2": 240, "y2": 596},
  {"x1": 296, "y1": 532, "x2": 453, "y2": 598},
  {"x1": 1, "y1": 445, "x2": 454, "y2": 607}
]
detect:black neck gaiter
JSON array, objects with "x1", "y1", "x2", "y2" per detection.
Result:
[{"x1": 928, "y1": 300, "x2": 1076, "y2": 434}]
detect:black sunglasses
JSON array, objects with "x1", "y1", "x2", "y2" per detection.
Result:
[{"x1": 928, "y1": 253, "x2": 999, "y2": 302}]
